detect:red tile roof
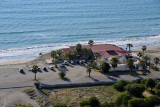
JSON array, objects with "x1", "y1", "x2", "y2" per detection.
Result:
[{"x1": 61, "y1": 44, "x2": 129, "y2": 57}]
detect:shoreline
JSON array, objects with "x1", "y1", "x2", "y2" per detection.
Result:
[
  {"x1": 0, "y1": 45, "x2": 160, "y2": 66},
  {"x1": 0, "y1": 58, "x2": 34, "y2": 65}
]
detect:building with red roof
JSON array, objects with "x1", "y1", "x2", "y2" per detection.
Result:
[{"x1": 62, "y1": 44, "x2": 129, "y2": 59}]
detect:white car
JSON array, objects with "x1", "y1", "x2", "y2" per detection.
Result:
[
  {"x1": 48, "y1": 66, "x2": 54, "y2": 70},
  {"x1": 29, "y1": 68, "x2": 33, "y2": 71}
]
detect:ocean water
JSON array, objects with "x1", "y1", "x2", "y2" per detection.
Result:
[{"x1": 0, "y1": 0, "x2": 160, "y2": 61}]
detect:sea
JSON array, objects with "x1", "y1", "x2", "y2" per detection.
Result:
[{"x1": 0, "y1": 0, "x2": 160, "y2": 61}]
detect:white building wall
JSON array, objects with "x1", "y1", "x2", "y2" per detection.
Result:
[{"x1": 109, "y1": 64, "x2": 129, "y2": 72}]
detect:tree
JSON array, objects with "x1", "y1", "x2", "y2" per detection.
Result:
[
  {"x1": 128, "y1": 98, "x2": 146, "y2": 107},
  {"x1": 125, "y1": 83, "x2": 145, "y2": 97},
  {"x1": 113, "y1": 80, "x2": 129, "y2": 91},
  {"x1": 100, "y1": 62, "x2": 110, "y2": 73},
  {"x1": 86, "y1": 63, "x2": 92, "y2": 77},
  {"x1": 94, "y1": 52, "x2": 100, "y2": 60},
  {"x1": 51, "y1": 50, "x2": 57, "y2": 59},
  {"x1": 110, "y1": 57, "x2": 118, "y2": 73},
  {"x1": 71, "y1": 49, "x2": 77, "y2": 61},
  {"x1": 144, "y1": 95, "x2": 160, "y2": 106},
  {"x1": 58, "y1": 71, "x2": 66, "y2": 79},
  {"x1": 88, "y1": 97, "x2": 100, "y2": 107},
  {"x1": 127, "y1": 44, "x2": 133, "y2": 53},
  {"x1": 154, "y1": 57, "x2": 160, "y2": 67},
  {"x1": 88, "y1": 40, "x2": 94, "y2": 49},
  {"x1": 56, "y1": 49, "x2": 63, "y2": 57},
  {"x1": 142, "y1": 45, "x2": 147, "y2": 56},
  {"x1": 82, "y1": 48, "x2": 89, "y2": 61},
  {"x1": 145, "y1": 78, "x2": 155, "y2": 91},
  {"x1": 53, "y1": 59, "x2": 59, "y2": 68},
  {"x1": 137, "y1": 52, "x2": 142, "y2": 59},
  {"x1": 140, "y1": 60, "x2": 146, "y2": 71},
  {"x1": 92, "y1": 61, "x2": 97, "y2": 69},
  {"x1": 32, "y1": 65, "x2": 39, "y2": 80},
  {"x1": 76, "y1": 43, "x2": 82, "y2": 52},
  {"x1": 114, "y1": 92, "x2": 131, "y2": 107},
  {"x1": 127, "y1": 58, "x2": 134, "y2": 73},
  {"x1": 142, "y1": 56, "x2": 150, "y2": 66}
]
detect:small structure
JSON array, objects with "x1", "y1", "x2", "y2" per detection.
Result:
[
  {"x1": 62, "y1": 44, "x2": 129, "y2": 62},
  {"x1": 46, "y1": 58, "x2": 53, "y2": 64}
]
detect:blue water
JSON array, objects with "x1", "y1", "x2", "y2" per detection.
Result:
[{"x1": 0, "y1": 0, "x2": 160, "y2": 61}]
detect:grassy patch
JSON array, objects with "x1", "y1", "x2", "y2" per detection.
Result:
[
  {"x1": 22, "y1": 88, "x2": 33, "y2": 94},
  {"x1": 41, "y1": 89, "x2": 51, "y2": 96},
  {"x1": 44, "y1": 85, "x2": 120, "y2": 106},
  {"x1": 93, "y1": 68, "x2": 100, "y2": 72},
  {"x1": 12, "y1": 104, "x2": 33, "y2": 107},
  {"x1": 136, "y1": 71, "x2": 147, "y2": 75}
]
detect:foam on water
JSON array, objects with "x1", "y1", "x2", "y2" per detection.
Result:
[{"x1": 0, "y1": 35, "x2": 160, "y2": 61}]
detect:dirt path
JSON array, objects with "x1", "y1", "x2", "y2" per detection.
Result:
[{"x1": 0, "y1": 88, "x2": 39, "y2": 107}]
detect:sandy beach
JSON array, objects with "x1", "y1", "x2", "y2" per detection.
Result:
[{"x1": 0, "y1": 45, "x2": 159, "y2": 106}]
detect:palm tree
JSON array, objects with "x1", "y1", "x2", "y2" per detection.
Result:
[
  {"x1": 86, "y1": 63, "x2": 92, "y2": 77},
  {"x1": 72, "y1": 50, "x2": 77, "y2": 61},
  {"x1": 51, "y1": 50, "x2": 57, "y2": 59},
  {"x1": 94, "y1": 52, "x2": 100, "y2": 60},
  {"x1": 76, "y1": 43, "x2": 82, "y2": 52},
  {"x1": 32, "y1": 65, "x2": 39, "y2": 80},
  {"x1": 127, "y1": 44, "x2": 133, "y2": 53},
  {"x1": 140, "y1": 60, "x2": 146, "y2": 71},
  {"x1": 110, "y1": 57, "x2": 118, "y2": 73},
  {"x1": 82, "y1": 48, "x2": 89, "y2": 61},
  {"x1": 88, "y1": 40, "x2": 94, "y2": 50},
  {"x1": 142, "y1": 56, "x2": 150, "y2": 67},
  {"x1": 57, "y1": 49, "x2": 63, "y2": 57},
  {"x1": 142, "y1": 45, "x2": 147, "y2": 56},
  {"x1": 137, "y1": 52, "x2": 142, "y2": 59},
  {"x1": 154, "y1": 57, "x2": 160, "y2": 67},
  {"x1": 127, "y1": 58, "x2": 134, "y2": 73}
]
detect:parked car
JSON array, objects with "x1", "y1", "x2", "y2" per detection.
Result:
[
  {"x1": 29, "y1": 68, "x2": 33, "y2": 71},
  {"x1": 71, "y1": 60, "x2": 75, "y2": 65},
  {"x1": 64, "y1": 60, "x2": 68, "y2": 65},
  {"x1": 43, "y1": 67, "x2": 47, "y2": 71},
  {"x1": 20, "y1": 69, "x2": 24, "y2": 73},
  {"x1": 48, "y1": 66, "x2": 54, "y2": 70},
  {"x1": 60, "y1": 63, "x2": 65, "y2": 68}
]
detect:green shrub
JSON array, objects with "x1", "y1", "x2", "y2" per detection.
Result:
[
  {"x1": 101, "y1": 102, "x2": 115, "y2": 107},
  {"x1": 88, "y1": 97, "x2": 100, "y2": 107},
  {"x1": 34, "y1": 82, "x2": 40, "y2": 88},
  {"x1": 114, "y1": 91, "x2": 131, "y2": 107},
  {"x1": 58, "y1": 71, "x2": 66, "y2": 79},
  {"x1": 113, "y1": 80, "x2": 129, "y2": 91},
  {"x1": 125, "y1": 83, "x2": 145, "y2": 97},
  {"x1": 145, "y1": 78, "x2": 155, "y2": 91},
  {"x1": 54, "y1": 104, "x2": 67, "y2": 107},
  {"x1": 128, "y1": 98, "x2": 146, "y2": 107},
  {"x1": 152, "y1": 66, "x2": 159, "y2": 71},
  {"x1": 79, "y1": 100, "x2": 89, "y2": 107},
  {"x1": 99, "y1": 62, "x2": 110, "y2": 73},
  {"x1": 155, "y1": 89, "x2": 160, "y2": 96},
  {"x1": 156, "y1": 82, "x2": 160, "y2": 89},
  {"x1": 141, "y1": 79, "x2": 147, "y2": 84},
  {"x1": 154, "y1": 78, "x2": 160, "y2": 84},
  {"x1": 144, "y1": 95, "x2": 160, "y2": 106}
]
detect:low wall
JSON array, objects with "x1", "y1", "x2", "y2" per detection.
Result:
[{"x1": 40, "y1": 81, "x2": 116, "y2": 89}]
